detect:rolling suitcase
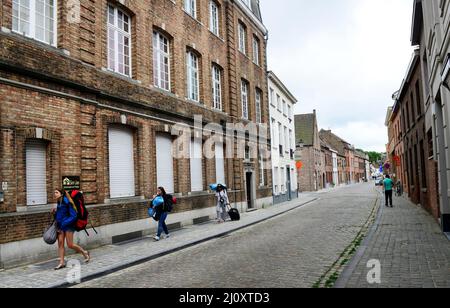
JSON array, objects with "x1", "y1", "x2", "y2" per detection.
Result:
[{"x1": 227, "y1": 205, "x2": 240, "y2": 221}]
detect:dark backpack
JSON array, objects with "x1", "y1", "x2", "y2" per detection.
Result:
[
  {"x1": 70, "y1": 190, "x2": 97, "y2": 236},
  {"x1": 163, "y1": 194, "x2": 176, "y2": 213}
]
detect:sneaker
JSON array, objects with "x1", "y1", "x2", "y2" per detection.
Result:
[
  {"x1": 154, "y1": 236, "x2": 160, "y2": 241},
  {"x1": 163, "y1": 234, "x2": 170, "y2": 239}
]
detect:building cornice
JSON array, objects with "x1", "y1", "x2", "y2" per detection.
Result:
[
  {"x1": 233, "y1": 0, "x2": 268, "y2": 36},
  {"x1": 268, "y1": 71, "x2": 298, "y2": 104}
]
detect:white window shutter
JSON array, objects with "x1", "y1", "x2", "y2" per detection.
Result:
[
  {"x1": 190, "y1": 139, "x2": 203, "y2": 192},
  {"x1": 156, "y1": 134, "x2": 175, "y2": 193},
  {"x1": 109, "y1": 126, "x2": 135, "y2": 198},
  {"x1": 26, "y1": 140, "x2": 47, "y2": 206}
]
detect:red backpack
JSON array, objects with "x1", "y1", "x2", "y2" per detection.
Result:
[{"x1": 70, "y1": 190, "x2": 97, "y2": 236}]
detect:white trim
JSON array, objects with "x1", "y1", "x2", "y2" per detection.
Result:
[
  {"x1": 212, "y1": 64, "x2": 222, "y2": 110},
  {"x1": 186, "y1": 51, "x2": 200, "y2": 102}
]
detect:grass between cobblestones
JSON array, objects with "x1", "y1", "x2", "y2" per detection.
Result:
[{"x1": 312, "y1": 197, "x2": 380, "y2": 288}]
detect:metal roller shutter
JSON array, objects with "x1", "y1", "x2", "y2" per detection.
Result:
[
  {"x1": 156, "y1": 134, "x2": 174, "y2": 193},
  {"x1": 190, "y1": 139, "x2": 203, "y2": 192},
  {"x1": 26, "y1": 140, "x2": 47, "y2": 206},
  {"x1": 109, "y1": 126, "x2": 135, "y2": 198},
  {"x1": 215, "y1": 143, "x2": 225, "y2": 184}
]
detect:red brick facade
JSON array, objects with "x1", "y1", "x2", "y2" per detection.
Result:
[{"x1": 0, "y1": 0, "x2": 272, "y2": 246}]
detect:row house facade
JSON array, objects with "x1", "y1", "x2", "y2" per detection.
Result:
[
  {"x1": 387, "y1": 20, "x2": 440, "y2": 227},
  {"x1": 410, "y1": 0, "x2": 449, "y2": 233},
  {"x1": 0, "y1": 0, "x2": 273, "y2": 268},
  {"x1": 268, "y1": 71, "x2": 298, "y2": 204},
  {"x1": 294, "y1": 111, "x2": 325, "y2": 192}
]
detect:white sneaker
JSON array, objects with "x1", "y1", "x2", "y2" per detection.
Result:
[
  {"x1": 163, "y1": 234, "x2": 170, "y2": 239},
  {"x1": 154, "y1": 236, "x2": 160, "y2": 241}
]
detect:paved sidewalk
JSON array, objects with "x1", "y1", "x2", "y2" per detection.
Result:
[
  {"x1": 0, "y1": 195, "x2": 317, "y2": 288},
  {"x1": 336, "y1": 191, "x2": 450, "y2": 288}
]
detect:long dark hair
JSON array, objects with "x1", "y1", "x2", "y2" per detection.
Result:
[
  {"x1": 56, "y1": 189, "x2": 75, "y2": 208},
  {"x1": 158, "y1": 187, "x2": 167, "y2": 196}
]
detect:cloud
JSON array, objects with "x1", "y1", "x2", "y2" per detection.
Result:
[{"x1": 261, "y1": 0, "x2": 413, "y2": 151}]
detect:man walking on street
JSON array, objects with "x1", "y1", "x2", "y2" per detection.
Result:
[{"x1": 383, "y1": 174, "x2": 394, "y2": 208}]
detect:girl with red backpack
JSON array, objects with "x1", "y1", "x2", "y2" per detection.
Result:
[{"x1": 51, "y1": 189, "x2": 90, "y2": 270}]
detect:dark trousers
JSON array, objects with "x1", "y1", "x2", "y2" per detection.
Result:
[
  {"x1": 157, "y1": 212, "x2": 169, "y2": 237},
  {"x1": 385, "y1": 190, "x2": 393, "y2": 206}
]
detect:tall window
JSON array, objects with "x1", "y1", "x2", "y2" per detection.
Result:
[
  {"x1": 255, "y1": 89, "x2": 262, "y2": 124},
  {"x1": 253, "y1": 36, "x2": 260, "y2": 65},
  {"x1": 415, "y1": 81, "x2": 422, "y2": 116},
  {"x1": 259, "y1": 151, "x2": 265, "y2": 186},
  {"x1": 276, "y1": 94, "x2": 281, "y2": 111},
  {"x1": 108, "y1": 4, "x2": 132, "y2": 77},
  {"x1": 12, "y1": 0, "x2": 56, "y2": 46},
  {"x1": 186, "y1": 51, "x2": 200, "y2": 102},
  {"x1": 278, "y1": 122, "x2": 283, "y2": 155},
  {"x1": 270, "y1": 88, "x2": 275, "y2": 106},
  {"x1": 212, "y1": 64, "x2": 222, "y2": 110},
  {"x1": 288, "y1": 105, "x2": 292, "y2": 120},
  {"x1": 241, "y1": 80, "x2": 249, "y2": 119},
  {"x1": 238, "y1": 22, "x2": 247, "y2": 54},
  {"x1": 184, "y1": 0, "x2": 197, "y2": 18},
  {"x1": 153, "y1": 31, "x2": 170, "y2": 91},
  {"x1": 209, "y1": 1, "x2": 220, "y2": 36}
]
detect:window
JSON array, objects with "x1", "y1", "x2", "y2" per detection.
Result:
[
  {"x1": 284, "y1": 126, "x2": 288, "y2": 153},
  {"x1": 270, "y1": 88, "x2": 275, "y2": 106},
  {"x1": 212, "y1": 64, "x2": 222, "y2": 110},
  {"x1": 216, "y1": 143, "x2": 225, "y2": 184},
  {"x1": 282, "y1": 100, "x2": 287, "y2": 115},
  {"x1": 186, "y1": 51, "x2": 200, "y2": 102},
  {"x1": 156, "y1": 134, "x2": 174, "y2": 193},
  {"x1": 274, "y1": 167, "x2": 279, "y2": 194},
  {"x1": 288, "y1": 105, "x2": 292, "y2": 119},
  {"x1": 184, "y1": 0, "x2": 197, "y2": 18},
  {"x1": 277, "y1": 94, "x2": 281, "y2": 111},
  {"x1": 281, "y1": 167, "x2": 285, "y2": 192},
  {"x1": 278, "y1": 122, "x2": 283, "y2": 155},
  {"x1": 259, "y1": 151, "x2": 265, "y2": 186},
  {"x1": 209, "y1": 1, "x2": 220, "y2": 36},
  {"x1": 26, "y1": 140, "x2": 47, "y2": 206},
  {"x1": 190, "y1": 139, "x2": 203, "y2": 192},
  {"x1": 12, "y1": 0, "x2": 56, "y2": 46},
  {"x1": 271, "y1": 118, "x2": 276, "y2": 147},
  {"x1": 289, "y1": 129, "x2": 293, "y2": 152},
  {"x1": 253, "y1": 36, "x2": 260, "y2": 65},
  {"x1": 255, "y1": 89, "x2": 262, "y2": 124},
  {"x1": 241, "y1": 80, "x2": 249, "y2": 119},
  {"x1": 108, "y1": 4, "x2": 132, "y2": 77},
  {"x1": 415, "y1": 81, "x2": 422, "y2": 116},
  {"x1": 238, "y1": 22, "x2": 247, "y2": 54},
  {"x1": 153, "y1": 31, "x2": 170, "y2": 91}
]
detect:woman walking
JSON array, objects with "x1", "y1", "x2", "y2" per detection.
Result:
[
  {"x1": 153, "y1": 187, "x2": 171, "y2": 241},
  {"x1": 215, "y1": 184, "x2": 229, "y2": 223},
  {"x1": 52, "y1": 189, "x2": 90, "y2": 270}
]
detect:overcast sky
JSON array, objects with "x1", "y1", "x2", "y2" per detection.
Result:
[{"x1": 261, "y1": 0, "x2": 414, "y2": 152}]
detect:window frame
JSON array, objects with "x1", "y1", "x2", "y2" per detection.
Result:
[
  {"x1": 153, "y1": 30, "x2": 171, "y2": 91},
  {"x1": 238, "y1": 22, "x2": 247, "y2": 55},
  {"x1": 12, "y1": 0, "x2": 57, "y2": 46},
  {"x1": 107, "y1": 4, "x2": 132, "y2": 78},
  {"x1": 186, "y1": 50, "x2": 200, "y2": 102},
  {"x1": 212, "y1": 64, "x2": 223, "y2": 110},
  {"x1": 241, "y1": 79, "x2": 249, "y2": 119},
  {"x1": 209, "y1": 1, "x2": 220, "y2": 36},
  {"x1": 184, "y1": 0, "x2": 197, "y2": 19}
]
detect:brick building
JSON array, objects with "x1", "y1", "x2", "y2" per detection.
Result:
[
  {"x1": 319, "y1": 129, "x2": 352, "y2": 185},
  {"x1": 387, "y1": 49, "x2": 439, "y2": 222},
  {"x1": 0, "y1": 0, "x2": 273, "y2": 268},
  {"x1": 294, "y1": 111, "x2": 325, "y2": 192},
  {"x1": 411, "y1": 0, "x2": 449, "y2": 233}
]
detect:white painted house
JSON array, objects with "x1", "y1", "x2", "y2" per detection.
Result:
[{"x1": 268, "y1": 71, "x2": 298, "y2": 204}]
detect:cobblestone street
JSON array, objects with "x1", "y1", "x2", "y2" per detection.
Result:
[{"x1": 75, "y1": 184, "x2": 378, "y2": 288}]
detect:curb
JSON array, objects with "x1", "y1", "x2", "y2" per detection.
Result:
[
  {"x1": 334, "y1": 191, "x2": 384, "y2": 288},
  {"x1": 53, "y1": 197, "x2": 319, "y2": 288}
]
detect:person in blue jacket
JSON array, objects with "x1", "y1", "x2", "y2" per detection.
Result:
[
  {"x1": 52, "y1": 189, "x2": 90, "y2": 270},
  {"x1": 152, "y1": 187, "x2": 171, "y2": 241}
]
